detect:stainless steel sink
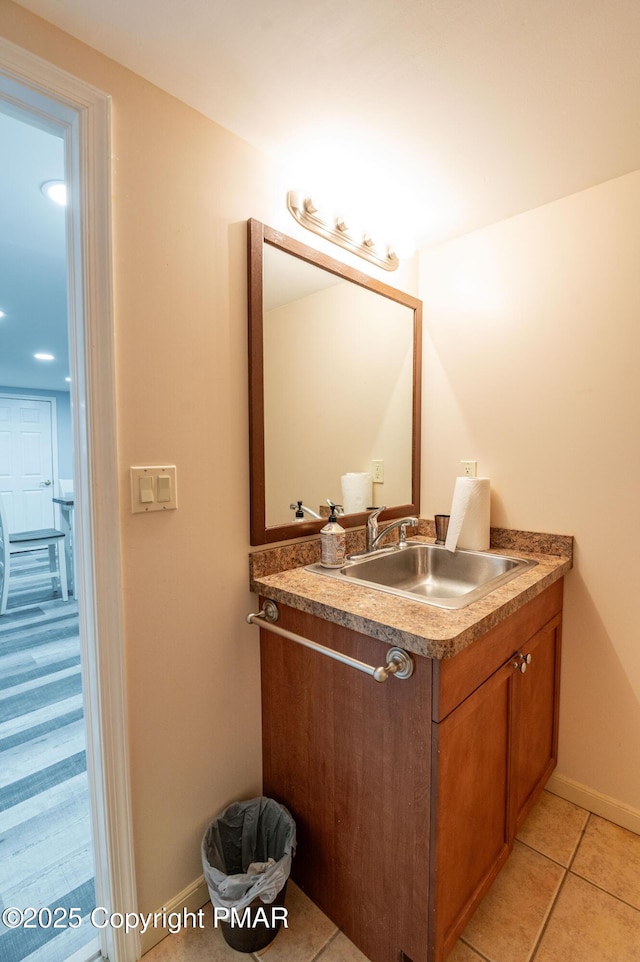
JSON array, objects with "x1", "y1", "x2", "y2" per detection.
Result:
[{"x1": 306, "y1": 542, "x2": 537, "y2": 609}]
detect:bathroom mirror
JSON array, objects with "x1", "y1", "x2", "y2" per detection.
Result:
[{"x1": 248, "y1": 218, "x2": 422, "y2": 545}]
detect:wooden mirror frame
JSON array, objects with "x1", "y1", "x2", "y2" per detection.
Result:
[{"x1": 248, "y1": 218, "x2": 422, "y2": 545}]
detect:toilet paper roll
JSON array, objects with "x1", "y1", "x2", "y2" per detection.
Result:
[
  {"x1": 341, "y1": 472, "x2": 372, "y2": 515},
  {"x1": 444, "y1": 477, "x2": 491, "y2": 552}
]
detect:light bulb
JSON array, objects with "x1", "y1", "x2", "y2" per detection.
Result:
[{"x1": 41, "y1": 180, "x2": 67, "y2": 206}]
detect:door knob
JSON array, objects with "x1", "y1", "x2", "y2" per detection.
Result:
[{"x1": 40, "y1": 479, "x2": 52, "y2": 486}]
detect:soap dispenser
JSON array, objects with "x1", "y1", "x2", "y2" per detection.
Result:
[{"x1": 320, "y1": 502, "x2": 346, "y2": 568}]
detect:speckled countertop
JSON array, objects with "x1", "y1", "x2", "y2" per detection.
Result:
[{"x1": 249, "y1": 524, "x2": 573, "y2": 659}]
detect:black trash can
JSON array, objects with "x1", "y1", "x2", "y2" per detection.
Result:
[{"x1": 201, "y1": 796, "x2": 296, "y2": 953}]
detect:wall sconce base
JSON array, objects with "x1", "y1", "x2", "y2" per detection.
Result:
[{"x1": 287, "y1": 191, "x2": 399, "y2": 271}]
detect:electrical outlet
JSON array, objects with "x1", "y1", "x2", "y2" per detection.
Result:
[
  {"x1": 371, "y1": 460, "x2": 384, "y2": 483},
  {"x1": 461, "y1": 460, "x2": 477, "y2": 477}
]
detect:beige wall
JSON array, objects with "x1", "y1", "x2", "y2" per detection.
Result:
[
  {"x1": 0, "y1": 0, "x2": 271, "y2": 922},
  {"x1": 0, "y1": 0, "x2": 418, "y2": 929},
  {"x1": 420, "y1": 170, "x2": 640, "y2": 815}
]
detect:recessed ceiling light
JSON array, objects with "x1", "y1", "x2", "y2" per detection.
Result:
[
  {"x1": 34, "y1": 352, "x2": 55, "y2": 361},
  {"x1": 65, "y1": 377, "x2": 71, "y2": 383},
  {"x1": 41, "y1": 180, "x2": 67, "y2": 206},
  {"x1": 0, "y1": 310, "x2": 5, "y2": 318}
]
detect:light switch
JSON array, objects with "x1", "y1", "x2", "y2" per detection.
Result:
[
  {"x1": 139, "y1": 476, "x2": 154, "y2": 503},
  {"x1": 130, "y1": 465, "x2": 178, "y2": 513},
  {"x1": 157, "y1": 475, "x2": 171, "y2": 502}
]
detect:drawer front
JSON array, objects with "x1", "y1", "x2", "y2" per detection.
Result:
[{"x1": 432, "y1": 579, "x2": 564, "y2": 722}]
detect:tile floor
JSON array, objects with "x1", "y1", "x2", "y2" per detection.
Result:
[{"x1": 143, "y1": 790, "x2": 640, "y2": 962}]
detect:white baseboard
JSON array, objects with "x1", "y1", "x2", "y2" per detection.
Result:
[
  {"x1": 139, "y1": 875, "x2": 210, "y2": 956},
  {"x1": 546, "y1": 773, "x2": 640, "y2": 836}
]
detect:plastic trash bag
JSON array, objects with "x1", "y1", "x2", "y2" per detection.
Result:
[{"x1": 201, "y1": 796, "x2": 296, "y2": 911}]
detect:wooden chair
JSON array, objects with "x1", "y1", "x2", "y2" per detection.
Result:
[{"x1": 0, "y1": 497, "x2": 69, "y2": 615}]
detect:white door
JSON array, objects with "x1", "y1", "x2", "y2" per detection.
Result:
[{"x1": 0, "y1": 395, "x2": 56, "y2": 530}]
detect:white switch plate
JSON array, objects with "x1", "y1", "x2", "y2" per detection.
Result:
[
  {"x1": 130, "y1": 465, "x2": 178, "y2": 513},
  {"x1": 371, "y1": 460, "x2": 384, "y2": 483}
]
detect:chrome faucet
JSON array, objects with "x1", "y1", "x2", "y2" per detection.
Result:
[
  {"x1": 365, "y1": 506, "x2": 419, "y2": 553},
  {"x1": 290, "y1": 501, "x2": 322, "y2": 521},
  {"x1": 365, "y1": 505, "x2": 386, "y2": 551},
  {"x1": 290, "y1": 499, "x2": 344, "y2": 521}
]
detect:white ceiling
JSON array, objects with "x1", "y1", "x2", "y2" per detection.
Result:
[
  {"x1": 13, "y1": 0, "x2": 640, "y2": 249},
  {"x1": 0, "y1": 109, "x2": 69, "y2": 392},
  {"x1": 3, "y1": 0, "x2": 640, "y2": 392}
]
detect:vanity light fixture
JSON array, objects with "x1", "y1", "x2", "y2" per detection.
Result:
[
  {"x1": 286, "y1": 190, "x2": 400, "y2": 272},
  {"x1": 40, "y1": 180, "x2": 67, "y2": 206}
]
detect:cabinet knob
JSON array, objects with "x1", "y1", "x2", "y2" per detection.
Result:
[{"x1": 513, "y1": 652, "x2": 532, "y2": 673}]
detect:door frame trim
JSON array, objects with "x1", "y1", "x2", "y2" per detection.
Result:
[{"x1": 0, "y1": 36, "x2": 139, "y2": 962}]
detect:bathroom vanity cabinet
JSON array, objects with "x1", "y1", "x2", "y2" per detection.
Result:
[{"x1": 259, "y1": 578, "x2": 563, "y2": 962}]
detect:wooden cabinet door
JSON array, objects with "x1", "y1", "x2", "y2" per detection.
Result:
[
  {"x1": 510, "y1": 613, "x2": 562, "y2": 833},
  {"x1": 431, "y1": 658, "x2": 515, "y2": 961}
]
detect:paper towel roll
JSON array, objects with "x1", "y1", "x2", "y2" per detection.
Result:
[
  {"x1": 444, "y1": 477, "x2": 491, "y2": 552},
  {"x1": 341, "y1": 472, "x2": 372, "y2": 515}
]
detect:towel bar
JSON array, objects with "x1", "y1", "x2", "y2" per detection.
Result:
[{"x1": 246, "y1": 599, "x2": 414, "y2": 683}]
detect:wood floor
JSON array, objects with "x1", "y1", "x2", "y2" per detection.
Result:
[{"x1": 0, "y1": 550, "x2": 98, "y2": 962}]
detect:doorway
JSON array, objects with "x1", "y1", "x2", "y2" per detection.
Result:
[
  {"x1": 0, "y1": 37, "x2": 138, "y2": 962},
  {"x1": 0, "y1": 107, "x2": 96, "y2": 962}
]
